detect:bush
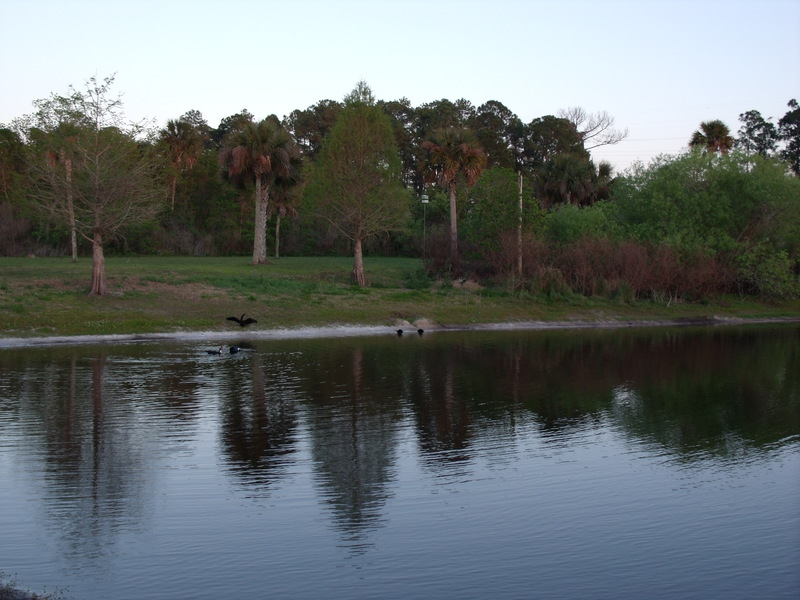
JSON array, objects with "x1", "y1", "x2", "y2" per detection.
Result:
[
  {"x1": 525, "y1": 237, "x2": 733, "y2": 303},
  {"x1": 545, "y1": 203, "x2": 613, "y2": 245},
  {"x1": 736, "y1": 243, "x2": 799, "y2": 299}
]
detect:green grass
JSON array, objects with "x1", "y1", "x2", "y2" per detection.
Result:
[{"x1": 0, "y1": 255, "x2": 798, "y2": 338}]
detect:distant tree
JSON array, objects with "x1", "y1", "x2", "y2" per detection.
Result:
[
  {"x1": 220, "y1": 116, "x2": 299, "y2": 264},
  {"x1": 414, "y1": 99, "x2": 476, "y2": 146},
  {"x1": 593, "y1": 161, "x2": 615, "y2": 203},
  {"x1": 778, "y1": 99, "x2": 800, "y2": 175},
  {"x1": 0, "y1": 128, "x2": 29, "y2": 254},
  {"x1": 180, "y1": 109, "x2": 212, "y2": 140},
  {"x1": 378, "y1": 97, "x2": 419, "y2": 188},
  {"x1": 689, "y1": 120, "x2": 734, "y2": 155},
  {"x1": 307, "y1": 81, "x2": 409, "y2": 286},
  {"x1": 736, "y1": 110, "x2": 779, "y2": 157},
  {"x1": 159, "y1": 118, "x2": 203, "y2": 210},
  {"x1": 25, "y1": 75, "x2": 164, "y2": 294},
  {"x1": 0, "y1": 127, "x2": 27, "y2": 204},
  {"x1": 468, "y1": 100, "x2": 522, "y2": 169},
  {"x1": 460, "y1": 166, "x2": 540, "y2": 258},
  {"x1": 422, "y1": 127, "x2": 487, "y2": 263},
  {"x1": 284, "y1": 100, "x2": 342, "y2": 160},
  {"x1": 558, "y1": 107, "x2": 628, "y2": 150},
  {"x1": 536, "y1": 153, "x2": 595, "y2": 208},
  {"x1": 15, "y1": 91, "x2": 93, "y2": 261},
  {"x1": 520, "y1": 116, "x2": 587, "y2": 171},
  {"x1": 267, "y1": 171, "x2": 302, "y2": 259},
  {"x1": 210, "y1": 109, "x2": 254, "y2": 149},
  {"x1": 40, "y1": 123, "x2": 82, "y2": 260}
]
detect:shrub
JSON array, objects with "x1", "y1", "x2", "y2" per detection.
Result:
[{"x1": 735, "y1": 243, "x2": 799, "y2": 299}]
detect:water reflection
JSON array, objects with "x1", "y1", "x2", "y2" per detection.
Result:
[
  {"x1": 3, "y1": 348, "x2": 163, "y2": 565},
  {"x1": 218, "y1": 350, "x2": 300, "y2": 489},
  {"x1": 0, "y1": 324, "x2": 798, "y2": 599},
  {"x1": 301, "y1": 345, "x2": 401, "y2": 552}
]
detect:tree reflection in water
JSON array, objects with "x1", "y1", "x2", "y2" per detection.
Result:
[
  {"x1": 0, "y1": 324, "x2": 797, "y2": 581},
  {"x1": 218, "y1": 351, "x2": 300, "y2": 489}
]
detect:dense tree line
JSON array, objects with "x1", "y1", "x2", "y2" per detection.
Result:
[{"x1": 1, "y1": 75, "x2": 798, "y2": 299}]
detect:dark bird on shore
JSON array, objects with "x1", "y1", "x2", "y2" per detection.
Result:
[
  {"x1": 227, "y1": 314, "x2": 257, "y2": 327},
  {"x1": 417, "y1": 329, "x2": 424, "y2": 336},
  {"x1": 229, "y1": 346, "x2": 241, "y2": 354},
  {"x1": 206, "y1": 346, "x2": 223, "y2": 355},
  {"x1": 396, "y1": 329, "x2": 404, "y2": 336}
]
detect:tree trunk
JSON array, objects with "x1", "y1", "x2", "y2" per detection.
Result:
[
  {"x1": 170, "y1": 175, "x2": 177, "y2": 211},
  {"x1": 352, "y1": 237, "x2": 366, "y2": 287},
  {"x1": 448, "y1": 181, "x2": 458, "y2": 263},
  {"x1": 274, "y1": 214, "x2": 282, "y2": 259},
  {"x1": 517, "y1": 170, "x2": 523, "y2": 278},
  {"x1": 89, "y1": 230, "x2": 105, "y2": 295},
  {"x1": 252, "y1": 178, "x2": 269, "y2": 264},
  {"x1": 64, "y1": 153, "x2": 77, "y2": 262}
]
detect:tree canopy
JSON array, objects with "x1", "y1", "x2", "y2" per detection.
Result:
[{"x1": 1, "y1": 76, "x2": 797, "y2": 301}]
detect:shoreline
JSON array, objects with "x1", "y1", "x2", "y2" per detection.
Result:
[{"x1": 1, "y1": 315, "x2": 799, "y2": 349}]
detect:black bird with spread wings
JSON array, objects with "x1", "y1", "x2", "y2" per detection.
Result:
[{"x1": 227, "y1": 314, "x2": 258, "y2": 327}]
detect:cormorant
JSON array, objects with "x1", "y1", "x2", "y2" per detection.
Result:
[{"x1": 227, "y1": 314, "x2": 257, "y2": 327}]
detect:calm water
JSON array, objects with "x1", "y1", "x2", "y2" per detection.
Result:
[{"x1": 0, "y1": 324, "x2": 798, "y2": 600}]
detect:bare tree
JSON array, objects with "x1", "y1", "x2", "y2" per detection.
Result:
[
  {"x1": 558, "y1": 107, "x2": 628, "y2": 150},
  {"x1": 25, "y1": 75, "x2": 165, "y2": 294}
]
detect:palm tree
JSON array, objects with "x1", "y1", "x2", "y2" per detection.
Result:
[
  {"x1": 536, "y1": 153, "x2": 594, "y2": 208},
  {"x1": 267, "y1": 174, "x2": 300, "y2": 259},
  {"x1": 592, "y1": 160, "x2": 614, "y2": 203},
  {"x1": 220, "y1": 117, "x2": 298, "y2": 264},
  {"x1": 159, "y1": 119, "x2": 203, "y2": 210},
  {"x1": 689, "y1": 120, "x2": 734, "y2": 155},
  {"x1": 421, "y1": 128, "x2": 487, "y2": 263}
]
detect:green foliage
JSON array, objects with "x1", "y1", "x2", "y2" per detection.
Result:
[
  {"x1": 736, "y1": 110, "x2": 779, "y2": 157},
  {"x1": 305, "y1": 84, "x2": 409, "y2": 246},
  {"x1": 0, "y1": 128, "x2": 28, "y2": 206},
  {"x1": 460, "y1": 167, "x2": 543, "y2": 256},
  {"x1": 611, "y1": 151, "x2": 800, "y2": 257},
  {"x1": 403, "y1": 268, "x2": 432, "y2": 290},
  {"x1": 736, "y1": 243, "x2": 798, "y2": 299},
  {"x1": 535, "y1": 152, "x2": 597, "y2": 207},
  {"x1": 778, "y1": 99, "x2": 800, "y2": 175},
  {"x1": 544, "y1": 202, "x2": 614, "y2": 244},
  {"x1": 4, "y1": 79, "x2": 798, "y2": 307}
]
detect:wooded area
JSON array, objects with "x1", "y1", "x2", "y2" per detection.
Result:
[{"x1": 1, "y1": 76, "x2": 798, "y2": 299}]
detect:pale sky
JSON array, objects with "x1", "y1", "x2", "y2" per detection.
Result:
[{"x1": 2, "y1": 0, "x2": 798, "y2": 172}]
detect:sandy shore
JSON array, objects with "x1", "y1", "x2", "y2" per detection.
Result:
[{"x1": 1, "y1": 315, "x2": 798, "y2": 349}]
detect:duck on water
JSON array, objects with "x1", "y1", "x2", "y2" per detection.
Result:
[{"x1": 205, "y1": 346, "x2": 242, "y2": 355}]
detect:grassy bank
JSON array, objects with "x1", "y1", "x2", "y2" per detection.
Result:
[{"x1": 1, "y1": 256, "x2": 798, "y2": 338}]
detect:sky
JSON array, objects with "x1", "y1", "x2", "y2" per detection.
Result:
[{"x1": 1, "y1": 0, "x2": 798, "y2": 173}]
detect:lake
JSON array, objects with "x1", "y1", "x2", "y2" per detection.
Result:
[{"x1": 1, "y1": 324, "x2": 798, "y2": 600}]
